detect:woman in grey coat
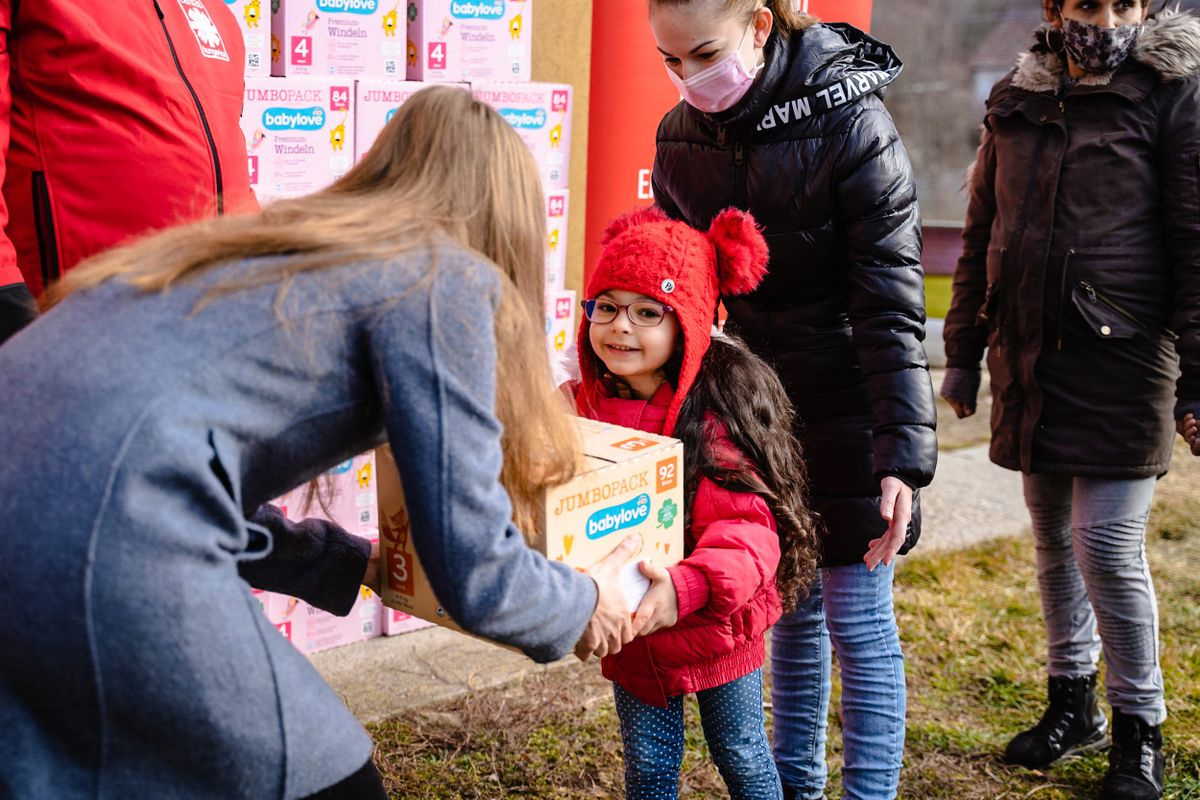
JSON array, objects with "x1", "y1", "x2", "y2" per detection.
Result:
[{"x1": 0, "y1": 86, "x2": 637, "y2": 799}]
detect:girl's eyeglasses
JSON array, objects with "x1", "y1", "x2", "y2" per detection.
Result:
[{"x1": 581, "y1": 298, "x2": 675, "y2": 328}]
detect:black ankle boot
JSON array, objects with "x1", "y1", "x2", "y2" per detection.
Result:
[
  {"x1": 1004, "y1": 674, "x2": 1109, "y2": 769},
  {"x1": 1102, "y1": 709, "x2": 1164, "y2": 799}
]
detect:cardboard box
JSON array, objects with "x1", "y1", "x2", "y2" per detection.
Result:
[
  {"x1": 270, "y1": 0, "x2": 405, "y2": 78},
  {"x1": 472, "y1": 82, "x2": 571, "y2": 191},
  {"x1": 354, "y1": 80, "x2": 468, "y2": 161},
  {"x1": 242, "y1": 77, "x2": 355, "y2": 203},
  {"x1": 377, "y1": 418, "x2": 685, "y2": 635},
  {"x1": 407, "y1": 0, "x2": 532, "y2": 82},
  {"x1": 544, "y1": 189, "x2": 569, "y2": 293},
  {"x1": 226, "y1": 0, "x2": 271, "y2": 76}
]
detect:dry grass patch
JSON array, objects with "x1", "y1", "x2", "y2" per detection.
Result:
[{"x1": 369, "y1": 443, "x2": 1200, "y2": 799}]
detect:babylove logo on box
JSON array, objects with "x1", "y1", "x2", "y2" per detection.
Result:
[
  {"x1": 586, "y1": 494, "x2": 651, "y2": 541},
  {"x1": 263, "y1": 105, "x2": 326, "y2": 131},
  {"x1": 450, "y1": 0, "x2": 505, "y2": 19},
  {"x1": 499, "y1": 106, "x2": 545, "y2": 130},
  {"x1": 315, "y1": 0, "x2": 380, "y2": 12}
]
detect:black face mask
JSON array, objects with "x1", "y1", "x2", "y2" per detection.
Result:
[{"x1": 1061, "y1": 17, "x2": 1141, "y2": 74}]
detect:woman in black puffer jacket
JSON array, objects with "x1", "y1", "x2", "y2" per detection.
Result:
[
  {"x1": 646, "y1": 2, "x2": 937, "y2": 798},
  {"x1": 943, "y1": 2, "x2": 1200, "y2": 797}
]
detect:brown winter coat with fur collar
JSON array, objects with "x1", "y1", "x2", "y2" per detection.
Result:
[{"x1": 944, "y1": 10, "x2": 1200, "y2": 478}]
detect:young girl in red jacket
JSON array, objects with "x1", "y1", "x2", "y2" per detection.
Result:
[{"x1": 568, "y1": 206, "x2": 820, "y2": 799}]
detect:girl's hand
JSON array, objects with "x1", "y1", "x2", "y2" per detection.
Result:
[
  {"x1": 1179, "y1": 413, "x2": 1199, "y2": 456},
  {"x1": 632, "y1": 560, "x2": 678, "y2": 636},
  {"x1": 362, "y1": 539, "x2": 381, "y2": 594},
  {"x1": 865, "y1": 476, "x2": 912, "y2": 571}
]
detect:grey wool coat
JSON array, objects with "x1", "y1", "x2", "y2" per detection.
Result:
[
  {"x1": 945, "y1": 10, "x2": 1200, "y2": 478},
  {"x1": 0, "y1": 243, "x2": 597, "y2": 799}
]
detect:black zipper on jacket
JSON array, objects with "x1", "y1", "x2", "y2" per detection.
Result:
[
  {"x1": 733, "y1": 142, "x2": 746, "y2": 208},
  {"x1": 31, "y1": 172, "x2": 61, "y2": 288},
  {"x1": 153, "y1": 0, "x2": 225, "y2": 214},
  {"x1": 1077, "y1": 281, "x2": 1178, "y2": 341},
  {"x1": 1055, "y1": 249, "x2": 1073, "y2": 351}
]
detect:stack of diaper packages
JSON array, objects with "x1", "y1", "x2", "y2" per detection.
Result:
[{"x1": 259, "y1": 452, "x2": 386, "y2": 655}]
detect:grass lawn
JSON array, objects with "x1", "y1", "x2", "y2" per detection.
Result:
[
  {"x1": 368, "y1": 443, "x2": 1200, "y2": 799},
  {"x1": 926, "y1": 274, "x2": 953, "y2": 320}
]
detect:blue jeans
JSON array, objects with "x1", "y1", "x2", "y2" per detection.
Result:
[
  {"x1": 1023, "y1": 473, "x2": 1166, "y2": 725},
  {"x1": 770, "y1": 562, "x2": 906, "y2": 800},
  {"x1": 614, "y1": 669, "x2": 782, "y2": 800}
]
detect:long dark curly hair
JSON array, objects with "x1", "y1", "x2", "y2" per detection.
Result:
[{"x1": 671, "y1": 332, "x2": 820, "y2": 614}]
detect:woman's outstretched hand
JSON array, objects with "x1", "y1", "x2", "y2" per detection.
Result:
[
  {"x1": 865, "y1": 476, "x2": 912, "y2": 571},
  {"x1": 1179, "y1": 412, "x2": 1199, "y2": 456},
  {"x1": 574, "y1": 534, "x2": 642, "y2": 662},
  {"x1": 632, "y1": 560, "x2": 678, "y2": 637}
]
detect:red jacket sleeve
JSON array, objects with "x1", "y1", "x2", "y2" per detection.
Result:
[
  {"x1": 668, "y1": 477, "x2": 781, "y2": 621},
  {"x1": 0, "y1": 2, "x2": 22, "y2": 288}
]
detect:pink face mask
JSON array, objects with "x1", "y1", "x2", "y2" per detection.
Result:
[{"x1": 666, "y1": 30, "x2": 763, "y2": 114}]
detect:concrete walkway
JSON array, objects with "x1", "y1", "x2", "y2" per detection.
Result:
[{"x1": 314, "y1": 431, "x2": 1031, "y2": 724}]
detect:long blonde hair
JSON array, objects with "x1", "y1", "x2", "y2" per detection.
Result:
[
  {"x1": 52, "y1": 85, "x2": 577, "y2": 536},
  {"x1": 647, "y1": 0, "x2": 818, "y2": 37}
]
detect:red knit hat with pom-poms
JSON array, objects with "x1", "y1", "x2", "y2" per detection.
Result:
[{"x1": 577, "y1": 206, "x2": 770, "y2": 437}]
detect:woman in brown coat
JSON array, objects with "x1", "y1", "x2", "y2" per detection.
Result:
[{"x1": 942, "y1": 2, "x2": 1200, "y2": 798}]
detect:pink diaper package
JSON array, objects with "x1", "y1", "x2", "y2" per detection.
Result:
[
  {"x1": 382, "y1": 608, "x2": 435, "y2": 636},
  {"x1": 546, "y1": 289, "x2": 576, "y2": 379},
  {"x1": 407, "y1": 0, "x2": 532, "y2": 82},
  {"x1": 472, "y1": 82, "x2": 571, "y2": 191},
  {"x1": 257, "y1": 452, "x2": 382, "y2": 655},
  {"x1": 242, "y1": 77, "x2": 356, "y2": 203},
  {"x1": 227, "y1": 0, "x2": 272, "y2": 76},
  {"x1": 272, "y1": 451, "x2": 377, "y2": 534},
  {"x1": 354, "y1": 80, "x2": 468, "y2": 160},
  {"x1": 271, "y1": 0, "x2": 406, "y2": 78},
  {"x1": 300, "y1": 559, "x2": 384, "y2": 655},
  {"x1": 544, "y1": 189, "x2": 569, "y2": 293}
]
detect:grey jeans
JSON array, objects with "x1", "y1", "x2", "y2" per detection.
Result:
[{"x1": 1023, "y1": 473, "x2": 1166, "y2": 726}]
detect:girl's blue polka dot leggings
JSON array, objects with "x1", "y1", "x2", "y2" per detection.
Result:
[{"x1": 614, "y1": 668, "x2": 783, "y2": 799}]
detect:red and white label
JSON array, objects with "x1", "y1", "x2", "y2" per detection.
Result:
[
  {"x1": 177, "y1": 0, "x2": 230, "y2": 62},
  {"x1": 247, "y1": 155, "x2": 259, "y2": 186},
  {"x1": 555, "y1": 297, "x2": 572, "y2": 319},
  {"x1": 291, "y1": 36, "x2": 313, "y2": 66},
  {"x1": 330, "y1": 86, "x2": 351, "y2": 112},
  {"x1": 551, "y1": 89, "x2": 569, "y2": 113},
  {"x1": 427, "y1": 42, "x2": 447, "y2": 71},
  {"x1": 548, "y1": 195, "x2": 566, "y2": 217}
]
